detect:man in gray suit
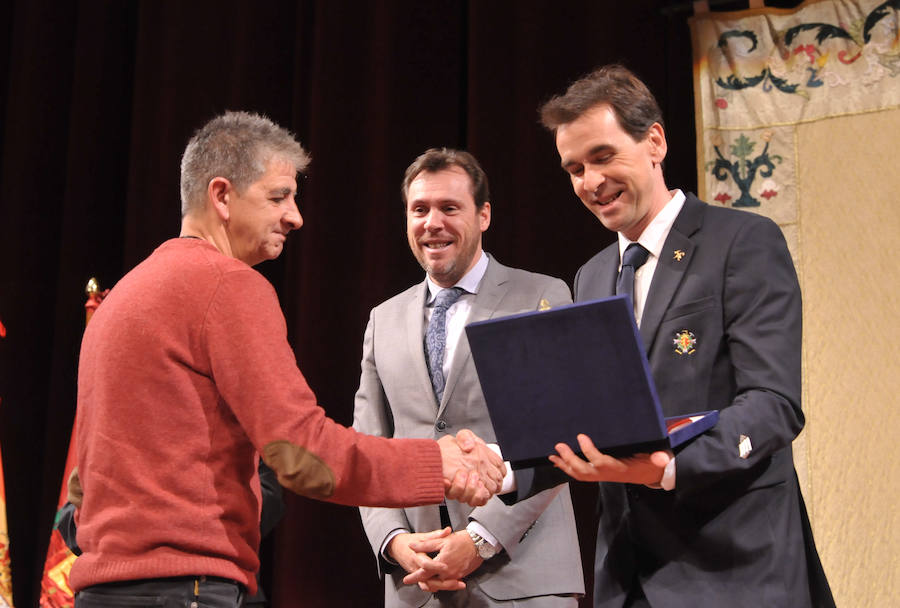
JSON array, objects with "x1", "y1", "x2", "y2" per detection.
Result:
[{"x1": 353, "y1": 148, "x2": 584, "y2": 607}]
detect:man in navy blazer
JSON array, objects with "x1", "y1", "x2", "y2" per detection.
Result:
[{"x1": 540, "y1": 65, "x2": 832, "y2": 607}]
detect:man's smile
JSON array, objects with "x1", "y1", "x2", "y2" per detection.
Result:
[{"x1": 594, "y1": 190, "x2": 623, "y2": 206}]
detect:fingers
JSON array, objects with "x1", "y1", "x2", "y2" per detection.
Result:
[
  {"x1": 551, "y1": 437, "x2": 672, "y2": 484},
  {"x1": 407, "y1": 527, "x2": 453, "y2": 555},
  {"x1": 444, "y1": 469, "x2": 468, "y2": 500},
  {"x1": 551, "y1": 441, "x2": 587, "y2": 471},
  {"x1": 402, "y1": 558, "x2": 451, "y2": 585},
  {"x1": 553, "y1": 441, "x2": 577, "y2": 461},
  {"x1": 551, "y1": 439, "x2": 603, "y2": 482},
  {"x1": 467, "y1": 485, "x2": 491, "y2": 507},
  {"x1": 455, "y1": 430, "x2": 504, "y2": 488},
  {"x1": 408, "y1": 532, "x2": 450, "y2": 554},
  {"x1": 473, "y1": 446, "x2": 504, "y2": 489},
  {"x1": 454, "y1": 428, "x2": 480, "y2": 452},
  {"x1": 438, "y1": 429, "x2": 506, "y2": 496},
  {"x1": 67, "y1": 466, "x2": 83, "y2": 508},
  {"x1": 421, "y1": 526, "x2": 453, "y2": 540},
  {"x1": 445, "y1": 470, "x2": 491, "y2": 507},
  {"x1": 438, "y1": 432, "x2": 503, "y2": 505},
  {"x1": 548, "y1": 453, "x2": 573, "y2": 476},
  {"x1": 438, "y1": 436, "x2": 469, "y2": 489},
  {"x1": 483, "y1": 444, "x2": 504, "y2": 469},
  {"x1": 408, "y1": 538, "x2": 444, "y2": 554},
  {"x1": 650, "y1": 450, "x2": 672, "y2": 468},
  {"x1": 418, "y1": 577, "x2": 467, "y2": 592},
  {"x1": 576, "y1": 434, "x2": 603, "y2": 461}
]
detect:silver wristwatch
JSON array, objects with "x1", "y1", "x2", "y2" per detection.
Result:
[{"x1": 466, "y1": 527, "x2": 499, "y2": 559}]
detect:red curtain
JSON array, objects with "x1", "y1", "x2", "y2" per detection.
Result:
[{"x1": 0, "y1": 2, "x2": 699, "y2": 606}]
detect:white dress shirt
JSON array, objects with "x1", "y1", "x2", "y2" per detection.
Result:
[
  {"x1": 617, "y1": 189, "x2": 685, "y2": 327},
  {"x1": 618, "y1": 189, "x2": 685, "y2": 491}
]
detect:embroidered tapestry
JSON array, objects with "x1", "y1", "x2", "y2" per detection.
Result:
[{"x1": 691, "y1": 2, "x2": 900, "y2": 606}]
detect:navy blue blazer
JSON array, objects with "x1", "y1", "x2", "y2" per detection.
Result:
[{"x1": 574, "y1": 193, "x2": 832, "y2": 608}]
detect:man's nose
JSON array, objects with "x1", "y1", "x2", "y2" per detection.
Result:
[
  {"x1": 583, "y1": 165, "x2": 606, "y2": 196},
  {"x1": 284, "y1": 197, "x2": 303, "y2": 230},
  {"x1": 423, "y1": 209, "x2": 443, "y2": 231}
]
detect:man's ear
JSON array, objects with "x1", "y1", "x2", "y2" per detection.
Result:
[
  {"x1": 646, "y1": 122, "x2": 667, "y2": 166},
  {"x1": 208, "y1": 177, "x2": 231, "y2": 221},
  {"x1": 479, "y1": 201, "x2": 491, "y2": 232}
]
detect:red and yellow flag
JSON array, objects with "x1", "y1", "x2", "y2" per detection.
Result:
[
  {"x1": 0, "y1": 448, "x2": 11, "y2": 608},
  {"x1": 39, "y1": 280, "x2": 107, "y2": 608},
  {"x1": 1, "y1": 316, "x2": 14, "y2": 607},
  {"x1": 38, "y1": 438, "x2": 78, "y2": 608},
  {"x1": 0, "y1": 407, "x2": 13, "y2": 608}
]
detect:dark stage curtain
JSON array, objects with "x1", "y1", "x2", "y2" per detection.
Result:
[{"x1": 0, "y1": 2, "x2": 697, "y2": 606}]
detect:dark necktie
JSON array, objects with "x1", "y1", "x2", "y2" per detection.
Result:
[
  {"x1": 425, "y1": 287, "x2": 465, "y2": 402},
  {"x1": 616, "y1": 243, "x2": 651, "y2": 315}
]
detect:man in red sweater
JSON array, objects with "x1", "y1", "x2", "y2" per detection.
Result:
[{"x1": 70, "y1": 111, "x2": 505, "y2": 608}]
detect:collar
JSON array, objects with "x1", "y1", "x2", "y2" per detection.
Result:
[
  {"x1": 425, "y1": 250, "x2": 488, "y2": 304},
  {"x1": 618, "y1": 189, "x2": 686, "y2": 260}
]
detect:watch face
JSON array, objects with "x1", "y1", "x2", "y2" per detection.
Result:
[
  {"x1": 467, "y1": 528, "x2": 497, "y2": 558},
  {"x1": 476, "y1": 540, "x2": 496, "y2": 559}
]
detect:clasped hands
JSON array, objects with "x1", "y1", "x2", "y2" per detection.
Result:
[
  {"x1": 389, "y1": 527, "x2": 483, "y2": 592},
  {"x1": 386, "y1": 428, "x2": 498, "y2": 592},
  {"x1": 437, "y1": 429, "x2": 506, "y2": 507}
]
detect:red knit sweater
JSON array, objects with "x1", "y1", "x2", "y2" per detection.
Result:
[{"x1": 70, "y1": 239, "x2": 444, "y2": 593}]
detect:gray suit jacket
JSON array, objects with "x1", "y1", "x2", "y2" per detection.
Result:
[
  {"x1": 353, "y1": 254, "x2": 584, "y2": 606},
  {"x1": 575, "y1": 194, "x2": 830, "y2": 608}
]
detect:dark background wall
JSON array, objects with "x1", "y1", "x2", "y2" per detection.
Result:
[{"x1": 0, "y1": 1, "x2": 799, "y2": 606}]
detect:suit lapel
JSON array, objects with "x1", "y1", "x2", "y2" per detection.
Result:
[
  {"x1": 596, "y1": 247, "x2": 619, "y2": 298},
  {"x1": 574, "y1": 245, "x2": 618, "y2": 302},
  {"x1": 439, "y1": 257, "x2": 508, "y2": 416},
  {"x1": 405, "y1": 281, "x2": 440, "y2": 411},
  {"x1": 639, "y1": 194, "x2": 705, "y2": 352}
]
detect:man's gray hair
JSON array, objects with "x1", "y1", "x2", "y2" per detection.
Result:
[{"x1": 180, "y1": 111, "x2": 311, "y2": 215}]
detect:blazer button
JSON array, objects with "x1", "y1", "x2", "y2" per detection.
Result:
[{"x1": 435, "y1": 419, "x2": 448, "y2": 431}]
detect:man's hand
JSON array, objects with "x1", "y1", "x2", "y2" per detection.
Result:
[
  {"x1": 67, "y1": 466, "x2": 83, "y2": 508},
  {"x1": 387, "y1": 528, "x2": 455, "y2": 581},
  {"x1": 549, "y1": 434, "x2": 671, "y2": 484},
  {"x1": 438, "y1": 430, "x2": 505, "y2": 507},
  {"x1": 403, "y1": 530, "x2": 483, "y2": 592}
]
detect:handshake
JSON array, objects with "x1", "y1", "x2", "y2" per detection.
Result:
[{"x1": 436, "y1": 429, "x2": 507, "y2": 507}]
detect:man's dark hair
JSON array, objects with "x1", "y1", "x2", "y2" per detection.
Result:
[
  {"x1": 401, "y1": 148, "x2": 490, "y2": 209},
  {"x1": 540, "y1": 64, "x2": 664, "y2": 141}
]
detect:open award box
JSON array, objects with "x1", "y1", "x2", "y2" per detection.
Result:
[{"x1": 465, "y1": 295, "x2": 718, "y2": 469}]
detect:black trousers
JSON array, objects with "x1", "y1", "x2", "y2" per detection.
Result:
[{"x1": 75, "y1": 576, "x2": 244, "y2": 608}]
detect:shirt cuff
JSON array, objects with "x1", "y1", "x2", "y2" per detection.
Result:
[
  {"x1": 661, "y1": 456, "x2": 676, "y2": 491},
  {"x1": 487, "y1": 443, "x2": 517, "y2": 494},
  {"x1": 380, "y1": 527, "x2": 410, "y2": 564}
]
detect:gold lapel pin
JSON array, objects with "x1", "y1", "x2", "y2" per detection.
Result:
[
  {"x1": 538, "y1": 298, "x2": 551, "y2": 311},
  {"x1": 673, "y1": 250, "x2": 686, "y2": 261}
]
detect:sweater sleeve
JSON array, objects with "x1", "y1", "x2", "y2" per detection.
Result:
[{"x1": 204, "y1": 268, "x2": 445, "y2": 508}]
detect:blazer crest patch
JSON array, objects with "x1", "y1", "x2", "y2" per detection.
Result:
[{"x1": 673, "y1": 330, "x2": 697, "y2": 355}]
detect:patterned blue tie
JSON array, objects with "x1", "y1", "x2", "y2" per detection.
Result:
[
  {"x1": 616, "y1": 243, "x2": 651, "y2": 315},
  {"x1": 425, "y1": 287, "x2": 465, "y2": 402}
]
